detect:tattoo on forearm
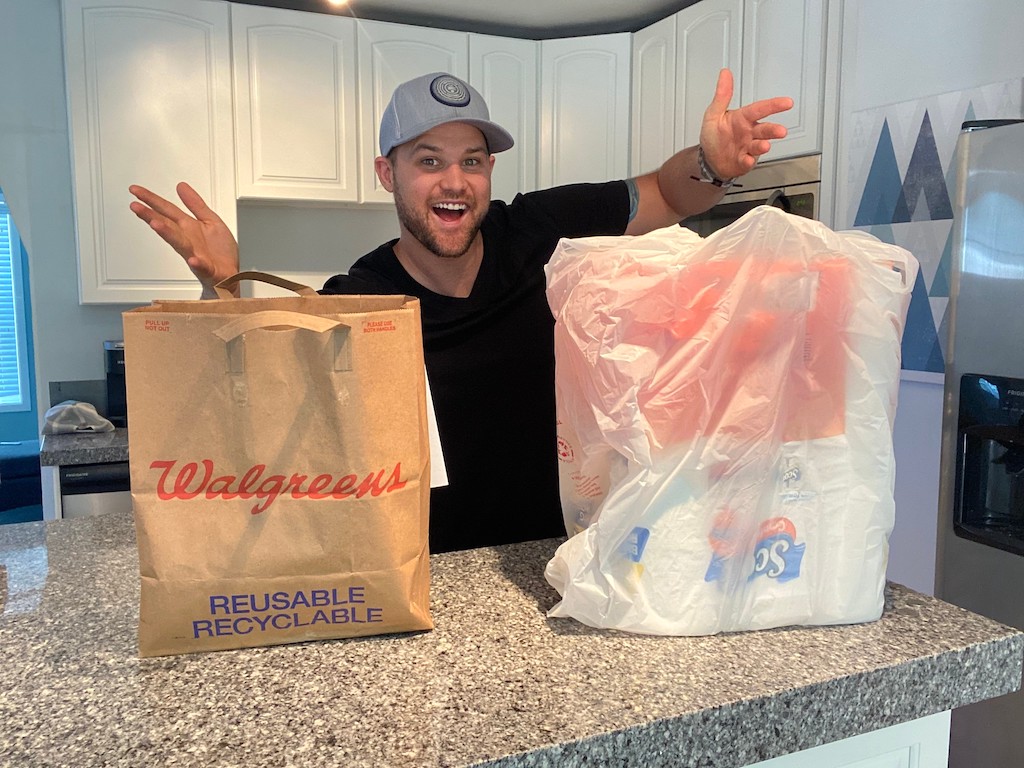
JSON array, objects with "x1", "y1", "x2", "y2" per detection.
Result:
[{"x1": 625, "y1": 178, "x2": 640, "y2": 223}]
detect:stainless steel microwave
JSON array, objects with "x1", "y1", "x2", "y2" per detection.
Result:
[{"x1": 681, "y1": 153, "x2": 821, "y2": 236}]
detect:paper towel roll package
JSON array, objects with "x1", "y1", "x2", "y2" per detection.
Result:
[{"x1": 544, "y1": 206, "x2": 918, "y2": 635}]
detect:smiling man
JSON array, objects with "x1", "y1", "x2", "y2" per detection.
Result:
[
  {"x1": 379, "y1": 122, "x2": 494, "y2": 294},
  {"x1": 129, "y1": 70, "x2": 792, "y2": 552}
]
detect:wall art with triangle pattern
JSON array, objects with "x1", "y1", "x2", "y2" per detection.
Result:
[{"x1": 840, "y1": 79, "x2": 1023, "y2": 379}]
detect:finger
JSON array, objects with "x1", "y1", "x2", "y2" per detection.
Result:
[
  {"x1": 747, "y1": 139, "x2": 775, "y2": 159},
  {"x1": 126, "y1": 197, "x2": 189, "y2": 250},
  {"x1": 183, "y1": 253, "x2": 216, "y2": 281},
  {"x1": 128, "y1": 200, "x2": 178, "y2": 235},
  {"x1": 706, "y1": 68, "x2": 735, "y2": 120},
  {"x1": 738, "y1": 96, "x2": 794, "y2": 124},
  {"x1": 128, "y1": 200, "x2": 157, "y2": 225},
  {"x1": 176, "y1": 181, "x2": 223, "y2": 225},
  {"x1": 135, "y1": 209, "x2": 190, "y2": 254},
  {"x1": 736, "y1": 152, "x2": 759, "y2": 173},
  {"x1": 128, "y1": 184, "x2": 190, "y2": 223},
  {"x1": 751, "y1": 121, "x2": 789, "y2": 141}
]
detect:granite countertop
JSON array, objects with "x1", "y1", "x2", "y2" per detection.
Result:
[
  {"x1": 0, "y1": 513, "x2": 1021, "y2": 768},
  {"x1": 38, "y1": 427, "x2": 129, "y2": 467}
]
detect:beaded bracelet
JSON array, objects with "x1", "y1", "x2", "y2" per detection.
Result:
[{"x1": 691, "y1": 145, "x2": 739, "y2": 189}]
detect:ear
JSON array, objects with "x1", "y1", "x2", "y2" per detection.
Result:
[{"x1": 375, "y1": 156, "x2": 395, "y2": 192}]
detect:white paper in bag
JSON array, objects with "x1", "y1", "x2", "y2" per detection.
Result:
[{"x1": 543, "y1": 206, "x2": 918, "y2": 635}]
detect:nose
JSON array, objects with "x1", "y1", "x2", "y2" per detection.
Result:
[{"x1": 439, "y1": 163, "x2": 468, "y2": 192}]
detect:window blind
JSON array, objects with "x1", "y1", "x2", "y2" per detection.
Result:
[{"x1": 0, "y1": 196, "x2": 28, "y2": 410}]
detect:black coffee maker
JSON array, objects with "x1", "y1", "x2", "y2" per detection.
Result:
[{"x1": 104, "y1": 340, "x2": 127, "y2": 427}]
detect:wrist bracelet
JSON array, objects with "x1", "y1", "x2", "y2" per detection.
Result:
[{"x1": 693, "y1": 145, "x2": 739, "y2": 189}]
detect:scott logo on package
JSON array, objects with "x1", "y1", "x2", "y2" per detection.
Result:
[
  {"x1": 149, "y1": 459, "x2": 407, "y2": 515},
  {"x1": 704, "y1": 515, "x2": 805, "y2": 583},
  {"x1": 749, "y1": 517, "x2": 805, "y2": 582}
]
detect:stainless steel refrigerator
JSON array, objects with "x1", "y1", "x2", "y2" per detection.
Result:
[{"x1": 936, "y1": 119, "x2": 1024, "y2": 767}]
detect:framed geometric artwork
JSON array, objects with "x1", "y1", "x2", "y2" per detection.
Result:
[{"x1": 838, "y1": 78, "x2": 1024, "y2": 382}]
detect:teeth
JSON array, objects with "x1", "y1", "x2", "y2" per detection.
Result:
[{"x1": 434, "y1": 203, "x2": 467, "y2": 211}]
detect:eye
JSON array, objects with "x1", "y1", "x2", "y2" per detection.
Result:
[{"x1": 419, "y1": 157, "x2": 439, "y2": 168}]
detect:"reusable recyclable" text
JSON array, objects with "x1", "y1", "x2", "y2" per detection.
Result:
[
  {"x1": 192, "y1": 586, "x2": 384, "y2": 638},
  {"x1": 149, "y1": 459, "x2": 408, "y2": 514}
]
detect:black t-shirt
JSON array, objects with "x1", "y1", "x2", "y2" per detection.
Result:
[{"x1": 322, "y1": 181, "x2": 630, "y2": 552}]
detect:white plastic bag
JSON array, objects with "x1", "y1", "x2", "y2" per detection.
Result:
[{"x1": 544, "y1": 206, "x2": 918, "y2": 635}]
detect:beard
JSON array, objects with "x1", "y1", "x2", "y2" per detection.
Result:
[{"x1": 392, "y1": 183, "x2": 488, "y2": 259}]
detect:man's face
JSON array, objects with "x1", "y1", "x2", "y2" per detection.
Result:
[{"x1": 377, "y1": 122, "x2": 494, "y2": 259}]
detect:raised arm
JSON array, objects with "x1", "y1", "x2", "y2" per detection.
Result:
[
  {"x1": 128, "y1": 181, "x2": 240, "y2": 298},
  {"x1": 626, "y1": 69, "x2": 795, "y2": 235}
]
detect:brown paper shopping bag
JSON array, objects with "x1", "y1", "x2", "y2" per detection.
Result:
[{"x1": 123, "y1": 272, "x2": 432, "y2": 657}]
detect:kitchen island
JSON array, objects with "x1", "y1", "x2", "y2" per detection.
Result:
[{"x1": 0, "y1": 513, "x2": 1020, "y2": 768}]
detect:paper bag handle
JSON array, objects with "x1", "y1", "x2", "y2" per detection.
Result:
[
  {"x1": 213, "y1": 310, "x2": 343, "y2": 342},
  {"x1": 214, "y1": 270, "x2": 319, "y2": 299},
  {"x1": 214, "y1": 311, "x2": 351, "y2": 377}
]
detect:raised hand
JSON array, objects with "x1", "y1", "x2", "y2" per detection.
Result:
[
  {"x1": 699, "y1": 69, "x2": 794, "y2": 180},
  {"x1": 129, "y1": 182, "x2": 239, "y2": 298}
]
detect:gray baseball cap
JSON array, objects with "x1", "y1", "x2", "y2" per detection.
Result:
[{"x1": 379, "y1": 72, "x2": 514, "y2": 157}]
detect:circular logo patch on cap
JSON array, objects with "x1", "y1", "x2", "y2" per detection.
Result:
[{"x1": 429, "y1": 75, "x2": 471, "y2": 107}]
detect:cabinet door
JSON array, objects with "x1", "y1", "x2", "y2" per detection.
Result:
[
  {"x1": 745, "y1": 0, "x2": 823, "y2": 159},
  {"x1": 675, "y1": 0, "x2": 743, "y2": 151},
  {"x1": 232, "y1": 5, "x2": 358, "y2": 202},
  {"x1": 469, "y1": 34, "x2": 538, "y2": 203},
  {"x1": 539, "y1": 34, "x2": 631, "y2": 188},
  {"x1": 63, "y1": 0, "x2": 235, "y2": 304},
  {"x1": 357, "y1": 21, "x2": 469, "y2": 204},
  {"x1": 631, "y1": 15, "x2": 677, "y2": 176},
  {"x1": 741, "y1": 0, "x2": 825, "y2": 158},
  {"x1": 744, "y1": 711, "x2": 950, "y2": 767}
]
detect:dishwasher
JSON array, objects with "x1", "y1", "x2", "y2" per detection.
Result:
[{"x1": 59, "y1": 462, "x2": 132, "y2": 519}]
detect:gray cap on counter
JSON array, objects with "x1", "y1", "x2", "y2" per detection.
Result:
[{"x1": 42, "y1": 400, "x2": 115, "y2": 435}]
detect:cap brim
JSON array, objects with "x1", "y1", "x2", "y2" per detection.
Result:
[
  {"x1": 383, "y1": 117, "x2": 514, "y2": 156},
  {"x1": 463, "y1": 119, "x2": 515, "y2": 154}
]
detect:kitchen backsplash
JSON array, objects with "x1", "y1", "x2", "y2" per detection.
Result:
[{"x1": 236, "y1": 203, "x2": 399, "y2": 284}]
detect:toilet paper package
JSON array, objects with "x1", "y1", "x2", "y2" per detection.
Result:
[{"x1": 543, "y1": 206, "x2": 917, "y2": 635}]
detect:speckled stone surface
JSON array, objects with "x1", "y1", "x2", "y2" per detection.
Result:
[
  {"x1": 0, "y1": 513, "x2": 1021, "y2": 768},
  {"x1": 38, "y1": 428, "x2": 129, "y2": 467}
]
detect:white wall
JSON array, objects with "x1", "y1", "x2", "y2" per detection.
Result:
[
  {"x1": 834, "y1": 0, "x2": 1024, "y2": 594},
  {"x1": 888, "y1": 380, "x2": 943, "y2": 594},
  {"x1": 0, "y1": 0, "x2": 128, "y2": 422},
  {"x1": 237, "y1": 204, "x2": 397, "y2": 280},
  {"x1": 844, "y1": 0, "x2": 1024, "y2": 114}
]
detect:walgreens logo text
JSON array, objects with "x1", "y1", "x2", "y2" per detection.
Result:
[{"x1": 150, "y1": 460, "x2": 407, "y2": 515}]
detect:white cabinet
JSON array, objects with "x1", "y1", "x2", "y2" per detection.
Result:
[
  {"x1": 61, "y1": 0, "x2": 828, "y2": 304},
  {"x1": 675, "y1": 0, "x2": 744, "y2": 152},
  {"x1": 232, "y1": 16, "x2": 533, "y2": 206},
  {"x1": 469, "y1": 34, "x2": 539, "y2": 203},
  {"x1": 63, "y1": 0, "x2": 236, "y2": 304},
  {"x1": 631, "y1": 0, "x2": 824, "y2": 172},
  {"x1": 741, "y1": 0, "x2": 825, "y2": 158},
  {"x1": 630, "y1": 0, "x2": 743, "y2": 174},
  {"x1": 231, "y1": 4, "x2": 359, "y2": 203},
  {"x1": 746, "y1": 711, "x2": 950, "y2": 767},
  {"x1": 356, "y1": 21, "x2": 469, "y2": 204},
  {"x1": 631, "y1": 15, "x2": 677, "y2": 176},
  {"x1": 539, "y1": 34, "x2": 632, "y2": 188}
]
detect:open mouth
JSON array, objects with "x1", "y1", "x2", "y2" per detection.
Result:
[{"x1": 432, "y1": 202, "x2": 468, "y2": 223}]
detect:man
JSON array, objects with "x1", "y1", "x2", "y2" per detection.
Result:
[{"x1": 129, "y1": 69, "x2": 792, "y2": 552}]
